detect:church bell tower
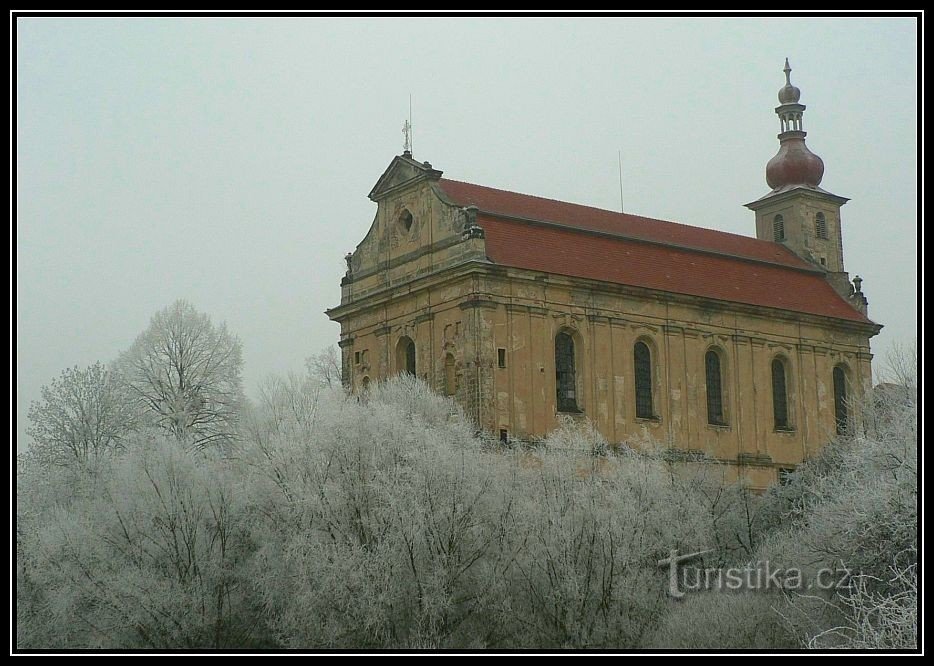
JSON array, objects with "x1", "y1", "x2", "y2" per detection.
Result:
[{"x1": 745, "y1": 59, "x2": 867, "y2": 314}]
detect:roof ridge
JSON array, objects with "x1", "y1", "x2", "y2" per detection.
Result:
[
  {"x1": 438, "y1": 177, "x2": 812, "y2": 269},
  {"x1": 476, "y1": 211, "x2": 826, "y2": 275},
  {"x1": 438, "y1": 177, "x2": 779, "y2": 248}
]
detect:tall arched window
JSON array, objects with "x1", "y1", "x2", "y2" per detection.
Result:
[
  {"x1": 634, "y1": 341, "x2": 654, "y2": 419},
  {"x1": 772, "y1": 358, "x2": 790, "y2": 430},
  {"x1": 555, "y1": 332, "x2": 579, "y2": 412},
  {"x1": 815, "y1": 212, "x2": 828, "y2": 239},
  {"x1": 773, "y1": 214, "x2": 785, "y2": 242},
  {"x1": 444, "y1": 353, "x2": 456, "y2": 396},
  {"x1": 396, "y1": 336, "x2": 416, "y2": 376},
  {"x1": 833, "y1": 366, "x2": 849, "y2": 435},
  {"x1": 705, "y1": 349, "x2": 726, "y2": 425}
]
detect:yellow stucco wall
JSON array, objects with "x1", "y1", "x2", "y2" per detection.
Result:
[{"x1": 328, "y1": 159, "x2": 878, "y2": 490}]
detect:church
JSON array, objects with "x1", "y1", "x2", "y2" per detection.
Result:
[{"x1": 326, "y1": 61, "x2": 881, "y2": 488}]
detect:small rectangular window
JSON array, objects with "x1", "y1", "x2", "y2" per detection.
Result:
[
  {"x1": 354, "y1": 351, "x2": 360, "y2": 364},
  {"x1": 498, "y1": 348, "x2": 506, "y2": 368},
  {"x1": 499, "y1": 429, "x2": 508, "y2": 443},
  {"x1": 778, "y1": 467, "x2": 795, "y2": 486}
]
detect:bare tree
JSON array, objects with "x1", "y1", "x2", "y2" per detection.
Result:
[
  {"x1": 878, "y1": 339, "x2": 917, "y2": 393},
  {"x1": 305, "y1": 345, "x2": 341, "y2": 388},
  {"x1": 26, "y1": 362, "x2": 136, "y2": 465},
  {"x1": 118, "y1": 300, "x2": 243, "y2": 450}
]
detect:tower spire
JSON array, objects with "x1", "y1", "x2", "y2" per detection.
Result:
[
  {"x1": 765, "y1": 59, "x2": 824, "y2": 190},
  {"x1": 746, "y1": 61, "x2": 854, "y2": 304}
]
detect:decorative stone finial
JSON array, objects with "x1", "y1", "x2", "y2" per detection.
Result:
[
  {"x1": 463, "y1": 205, "x2": 484, "y2": 239},
  {"x1": 778, "y1": 58, "x2": 801, "y2": 104}
]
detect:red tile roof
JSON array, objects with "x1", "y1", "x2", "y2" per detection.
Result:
[{"x1": 438, "y1": 179, "x2": 873, "y2": 324}]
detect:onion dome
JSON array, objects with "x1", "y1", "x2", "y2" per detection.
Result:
[
  {"x1": 766, "y1": 138, "x2": 824, "y2": 189},
  {"x1": 764, "y1": 59, "x2": 825, "y2": 190}
]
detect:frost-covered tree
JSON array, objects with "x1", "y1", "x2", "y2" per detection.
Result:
[
  {"x1": 26, "y1": 362, "x2": 136, "y2": 465},
  {"x1": 244, "y1": 375, "x2": 715, "y2": 649},
  {"x1": 17, "y1": 349, "x2": 916, "y2": 649},
  {"x1": 19, "y1": 437, "x2": 269, "y2": 648},
  {"x1": 118, "y1": 300, "x2": 243, "y2": 450},
  {"x1": 877, "y1": 339, "x2": 917, "y2": 393},
  {"x1": 241, "y1": 372, "x2": 321, "y2": 454},
  {"x1": 648, "y1": 366, "x2": 918, "y2": 650},
  {"x1": 305, "y1": 345, "x2": 341, "y2": 388}
]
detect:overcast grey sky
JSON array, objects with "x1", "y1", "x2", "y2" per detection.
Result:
[{"x1": 15, "y1": 15, "x2": 918, "y2": 449}]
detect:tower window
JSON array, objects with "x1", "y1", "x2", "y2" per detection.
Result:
[
  {"x1": 705, "y1": 349, "x2": 726, "y2": 425},
  {"x1": 815, "y1": 212, "x2": 828, "y2": 239},
  {"x1": 772, "y1": 358, "x2": 791, "y2": 431},
  {"x1": 555, "y1": 332, "x2": 579, "y2": 412},
  {"x1": 354, "y1": 351, "x2": 360, "y2": 365},
  {"x1": 773, "y1": 214, "x2": 785, "y2": 242},
  {"x1": 634, "y1": 341, "x2": 655, "y2": 419},
  {"x1": 833, "y1": 366, "x2": 849, "y2": 435},
  {"x1": 498, "y1": 348, "x2": 507, "y2": 369}
]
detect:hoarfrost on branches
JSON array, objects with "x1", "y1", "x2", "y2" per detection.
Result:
[{"x1": 117, "y1": 300, "x2": 244, "y2": 451}]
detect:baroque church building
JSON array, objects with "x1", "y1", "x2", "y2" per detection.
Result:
[{"x1": 327, "y1": 62, "x2": 880, "y2": 488}]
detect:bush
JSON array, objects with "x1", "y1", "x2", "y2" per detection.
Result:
[{"x1": 17, "y1": 372, "x2": 917, "y2": 649}]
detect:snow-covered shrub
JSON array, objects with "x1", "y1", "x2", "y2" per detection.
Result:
[
  {"x1": 18, "y1": 363, "x2": 916, "y2": 650},
  {"x1": 18, "y1": 437, "x2": 269, "y2": 648},
  {"x1": 648, "y1": 382, "x2": 918, "y2": 650}
]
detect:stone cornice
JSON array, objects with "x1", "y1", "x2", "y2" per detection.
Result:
[
  {"x1": 458, "y1": 298, "x2": 499, "y2": 310},
  {"x1": 328, "y1": 260, "x2": 881, "y2": 338},
  {"x1": 744, "y1": 185, "x2": 850, "y2": 211}
]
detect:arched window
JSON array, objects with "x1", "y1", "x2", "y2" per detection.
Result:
[
  {"x1": 833, "y1": 366, "x2": 849, "y2": 435},
  {"x1": 634, "y1": 341, "x2": 654, "y2": 419},
  {"x1": 705, "y1": 349, "x2": 726, "y2": 425},
  {"x1": 361, "y1": 376, "x2": 371, "y2": 392},
  {"x1": 772, "y1": 358, "x2": 791, "y2": 430},
  {"x1": 396, "y1": 336, "x2": 416, "y2": 376},
  {"x1": 444, "y1": 353, "x2": 456, "y2": 396},
  {"x1": 815, "y1": 212, "x2": 828, "y2": 239},
  {"x1": 555, "y1": 332, "x2": 579, "y2": 412},
  {"x1": 773, "y1": 214, "x2": 785, "y2": 242}
]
